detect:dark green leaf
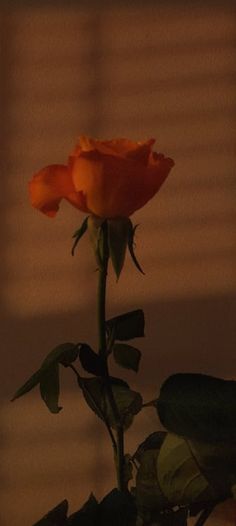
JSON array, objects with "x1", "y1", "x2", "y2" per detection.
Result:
[
  {"x1": 33, "y1": 519, "x2": 52, "y2": 526},
  {"x1": 157, "y1": 373, "x2": 236, "y2": 442},
  {"x1": 71, "y1": 216, "x2": 88, "y2": 256},
  {"x1": 158, "y1": 508, "x2": 188, "y2": 526},
  {"x1": 231, "y1": 483, "x2": 236, "y2": 499},
  {"x1": 134, "y1": 431, "x2": 167, "y2": 463},
  {"x1": 79, "y1": 344, "x2": 105, "y2": 376},
  {"x1": 136, "y1": 449, "x2": 169, "y2": 520},
  {"x1": 33, "y1": 500, "x2": 68, "y2": 526},
  {"x1": 81, "y1": 377, "x2": 142, "y2": 429},
  {"x1": 188, "y1": 438, "x2": 236, "y2": 498},
  {"x1": 80, "y1": 377, "x2": 105, "y2": 419},
  {"x1": 188, "y1": 502, "x2": 209, "y2": 517},
  {"x1": 106, "y1": 309, "x2": 145, "y2": 341},
  {"x1": 136, "y1": 433, "x2": 228, "y2": 518},
  {"x1": 111, "y1": 383, "x2": 143, "y2": 429},
  {"x1": 124, "y1": 454, "x2": 134, "y2": 486},
  {"x1": 11, "y1": 369, "x2": 42, "y2": 401},
  {"x1": 157, "y1": 434, "x2": 217, "y2": 506},
  {"x1": 113, "y1": 343, "x2": 141, "y2": 372},
  {"x1": 12, "y1": 343, "x2": 79, "y2": 405},
  {"x1": 109, "y1": 377, "x2": 129, "y2": 388},
  {"x1": 99, "y1": 489, "x2": 137, "y2": 526},
  {"x1": 67, "y1": 493, "x2": 98, "y2": 525},
  {"x1": 157, "y1": 433, "x2": 234, "y2": 509},
  {"x1": 127, "y1": 221, "x2": 145, "y2": 275},
  {"x1": 108, "y1": 218, "x2": 130, "y2": 279},
  {"x1": 41, "y1": 342, "x2": 79, "y2": 368},
  {"x1": 40, "y1": 363, "x2": 62, "y2": 414}
]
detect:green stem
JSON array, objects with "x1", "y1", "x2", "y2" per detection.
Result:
[
  {"x1": 194, "y1": 506, "x2": 215, "y2": 526},
  {"x1": 97, "y1": 221, "x2": 126, "y2": 492},
  {"x1": 116, "y1": 425, "x2": 125, "y2": 491},
  {"x1": 97, "y1": 226, "x2": 108, "y2": 359},
  {"x1": 142, "y1": 399, "x2": 157, "y2": 408}
]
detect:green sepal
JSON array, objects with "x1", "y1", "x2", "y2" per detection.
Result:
[
  {"x1": 67, "y1": 493, "x2": 99, "y2": 525},
  {"x1": 127, "y1": 221, "x2": 145, "y2": 275},
  {"x1": 106, "y1": 309, "x2": 145, "y2": 341},
  {"x1": 157, "y1": 373, "x2": 236, "y2": 442},
  {"x1": 87, "y1": 215, "x2": 105, "y2": 268},
  {"x1": 33, "y1": 499, "x2": 68, "y2": 526},
  {"x1": 113, "y1": 343, "x2": 141, "y2": 372},
  {"x1": 71, "y1": 216, "x2": 88, "y2": 256},
  {"x1": 108, "y1": 217, "x2": 130, "y2": 279},
  {"x1": 12, "y1": 342, "x2": 79, "y2": 413},
  {"x1": 99, "y1": 489, "x2": 137, "y2": 526}
]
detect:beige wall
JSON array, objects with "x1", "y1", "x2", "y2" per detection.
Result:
[{"x1": 1, "y1": 3, "x2": 236, "y2": 525}]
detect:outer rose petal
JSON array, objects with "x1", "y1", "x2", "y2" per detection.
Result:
[
  {"x1": 66, "y1": 190, "x2": 90, "y2": 213},
  {"x1": 29, "y1": 164, "x2": 89, "y2": 217},
  {"x1": 71, "y1": 150, "x2": 174, "y2": 218}
]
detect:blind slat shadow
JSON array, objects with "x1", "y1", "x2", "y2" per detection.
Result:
[{"x1": 0, "y1": 3, "x2": 236, "y2": 525}]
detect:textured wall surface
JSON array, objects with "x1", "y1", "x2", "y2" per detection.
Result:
[{"x1": 0, "y1": 3, "x2": 236, "y2": 525}]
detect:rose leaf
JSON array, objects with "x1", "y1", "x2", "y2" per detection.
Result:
[
  {"x1": 32, "y1": 499, "x2": 68, "y2": 526},
  {"x1": 113, "y1": 343, "x2": 141, "y2": 372},
  {"x1": 40, "y1": 363, "x2": 62, "y2": 414},
  {"x1": 106, "y1": 309, "x2": 145, "y2": 341},
  {"x1": 157, "y1": 373, "x2": 236, "y2": 442},
  {"x1": 78, "y1": 344, "x2": 105, "y2": 376}
]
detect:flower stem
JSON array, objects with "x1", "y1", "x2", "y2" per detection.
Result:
[
  {"x1": 97, "y1": 221, "x2": 126, "y2": 492},
  {"x1": 97, "y1": 225, "x2": 108, "y2": 360},
  {"x1": 194, "y1": 506, "x2": 215, "y2": 526},
  {"x1": 116, "y1": 425, "x2": 125, "y2": 491}
]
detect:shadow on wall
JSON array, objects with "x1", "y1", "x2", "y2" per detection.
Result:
[
  {"x1": 2, "y1": 293, "x2": 236, "y2": 398},
  {"x1": 0, "y1": 294, "x2": 236, "y2": 525}
]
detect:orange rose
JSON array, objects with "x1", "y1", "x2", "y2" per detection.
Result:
[{"x1": 29, "y1": 136, "x2": 174, "y2": 218}]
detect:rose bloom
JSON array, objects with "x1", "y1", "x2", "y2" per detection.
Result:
[{"x1": 29, "y1": 136, "x2": 174, "y2": 218}]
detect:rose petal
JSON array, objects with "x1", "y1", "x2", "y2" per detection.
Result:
[
  {"x1": 71, "y1": 149, "x2": 174, "y2": 218},
  {"x1": 79, "y1": 136, "x2": 118, "y2": 156},
  {"x1": 126, "y1": 139, "x2": 155, "y2": 165},
  {"x1": 77, "y1": 136, "x2": 155, "y2": 163},
  {"x1": 66, "y1": 190, "x2": 90, "y2": 213},
  {"x1": 100, "y1": 138, "x2": 155, "y2": 159},
  {"x1": 29, "y1": 164, "x2": 88, "y2": 217},
  {"x1": 29, "y1": 137, "x2": 174, "y2": 219}
]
